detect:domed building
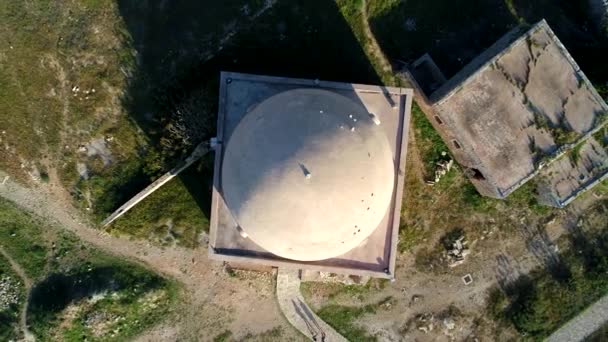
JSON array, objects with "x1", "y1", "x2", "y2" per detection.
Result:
[{"x1": 209, "y1": 72, "x2": 413, "y2": 279}]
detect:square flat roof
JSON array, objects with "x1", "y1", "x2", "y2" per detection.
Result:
[
  {"x1": 430, "y1": 20, "x2": 608, "y2": 198},
  {"x1": 208, "y1": 72, "x2": 413, "y2": 278}
]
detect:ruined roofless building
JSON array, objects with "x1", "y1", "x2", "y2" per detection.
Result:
[
  {"x1": 209, "y1": 72, "x2": 413, "y2": 279},
  {"x1": 406, "y1": 20, "x2": 608, "y2": 207}
]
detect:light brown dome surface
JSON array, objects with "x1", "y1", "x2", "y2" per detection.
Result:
[{"x1": 221, "y1": 88, "x2": 395, "y2": 261}]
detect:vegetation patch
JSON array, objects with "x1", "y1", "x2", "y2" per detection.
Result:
[
  {"x1": 0, "y1": 198, "x2": 49, "y2": 280},
  {"x1": 568, "y1": 140, "x2": 586, "y2": 165},
  {"x1": 411, "y1": 104, "x2": 451, "y2": 179},
  {"x1": 0, "y1": 198, "x2": 179, "y2": 341},
  {"x1": 241, "y1": 326, "x2": 284, "y2": 341},
  {"x1": 28, "y1": 261, "x2": 178, "y2": 341},
  {"x1": 488, "y1": 200, "x2": 608, "y2": 339},
  {"x1": 593, "y1": 127, "x2": 608, "y2": 149},
  {"x1": 316, "y1": 299, "x2": 390, "y2": 342},
  {"x1": 504, "y1": 181, "x2": 552, "y2": 215},
  {"x1": 106, "y1": 163, "x2": 211, "y2": 248},
  {"x1": 214, "y1": 329, "x2": 233, "y2": 342},
  {"x1": 301, "y1": 278, "x2": 388, "y2": 304}
]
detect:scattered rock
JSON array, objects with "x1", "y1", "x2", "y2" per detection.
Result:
[
  {"x1": 426, "y1": 158, "x2": 454, "y2": 185},
  {"x1": 447, "y1": 235, "x2": 470, "y2": 267},
  {"x1": 443, "y1": 317, "x2": 456, "y2": 330},
  {"x1": 85, "y1": 138, "x2": 113, "y2": 166},
  {"x1": 0, "y1": 276, "x2": 20, "y2": 310},
  {"x1": 415, "y1": 313, "x2": 435, "y2": 333},
  {"x1": 77, "y1": 162, "x2": 89, "y2": 180}
]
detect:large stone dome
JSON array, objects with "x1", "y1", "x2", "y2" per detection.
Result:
[{"x1": 221, "y1": 88, "x2": 395, "y2": 261}]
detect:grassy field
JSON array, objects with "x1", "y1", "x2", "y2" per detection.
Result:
[
  {"x1": 106, "y1": 161, "x2": 212, "y2": 247},
  {"x1": 317, "y1": 302, "x2": 380, "y2": 342},
  {"x1": 488, "y1": 199, "x2": 608, "y2": 339},
  {"x1": 300, "y1": 279, "x2": 391, "y2": 340},
  {"x1": 0, "y1": 198, "x2": 49, "y2": 280},
  {"x1": 0, "y1": 198, "x2": 179, "y2": 341}
]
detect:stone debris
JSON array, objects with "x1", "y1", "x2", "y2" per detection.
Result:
[
  {"x1": 410, "y1": 294, "x2": 424, "y2": 306},
  {"x1": 77, "y1": 162, "x2": 89, "y2": 180},
  {"x1": 443, "y1": 317, "x2": 456, "y2": 330},
  {"x1": 415, "y1": 313, "x2": 435, "y2": 333},
  {"x1": 447, "y1": 235, "x2": 470, "y2": 267},
  {"x1": 426, "y1": 156, "x2": 454, "y2": 185},
  {"x1": 86, "y1": 138, "x2": 113, "y2": 166},
  {"x1": 0, "y1": 276, "x2": 20, "y2": 311},
  {"x1": 306, "y1": 271, "x2": 370, "y2": 285}
]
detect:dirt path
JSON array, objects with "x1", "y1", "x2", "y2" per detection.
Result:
[
  {"x1": 359, "y1": 0, "x2": 393, "y2": 76},
  {"x1": 0, "y1": 245, "x2": 35, "y2": 341},
  {"x1": 0, "y1": 170, "x2": 295, "y2": 340}
]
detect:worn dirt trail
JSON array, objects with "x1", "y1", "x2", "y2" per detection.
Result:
[
  {"x1": 0, "y1": 171, "x2": 294, "y2": 340},
  {"x1": 360, "y1": 0, "x2": 394, "y2": 77}
]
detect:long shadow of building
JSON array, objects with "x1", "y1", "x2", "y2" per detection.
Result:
[{"x1": 113, "y1": 0, "x2": 384, "y2": 225}]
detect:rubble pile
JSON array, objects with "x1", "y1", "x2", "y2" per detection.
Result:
[
  {"x1": 0, "y1": 276, "x2": 20, "y2": 310},
  {"x1": 446, "y1": 236, "x2": 470, "y2": 268},
  {"x1": 427, "y1": 155, "x2": 454, "y2": 185},
  {"x1": 415, "y1": 312, "x2": 436, "y2": 333}
]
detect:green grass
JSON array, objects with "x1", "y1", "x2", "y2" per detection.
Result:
[
  {"x1": 568, "y1": 140, "x2": 586, "y2": 165},
  {"x1": 214, "y1": 330, "x2": 233, "y2": 342},
  {"x1": 0, "y1": 198, "x2": 49, "y2": 280},
  {"x1": 0, "y1": 253, "x2": 25, "y2": 341},
  {"x1": 301, "y1": 278, "x2": 389, "y2": 303},
  {"x1": 595, "y1": 180, "x2": 608, "y2": 195},
  {"x1": 504, "y1": 181, "x2": 552, "y2": 215},
  {"x1": 398, "y1": 223, "x2": 429, "y2": 253},
  {"x1": 0, "y1": 0, "x2": 134, "y2": 181},
  {"x1": 411, "y1": 104, "x2": 451, "y2": 179},
  {"x1": 241, "y1": 326, "x2": 284, "y2": 341},
  {"x1": 593, "y1": 127, "x2": 608, "y2": 149},
  {"x1": 107, "y1": 173, "x2": 209, "y2": 248},
  {"x1": 317, "y1": 304, "x2": 378, "y2": 342},
  {"x1": 458, "y1": 178, "x2": 550, "y2": 215}
]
